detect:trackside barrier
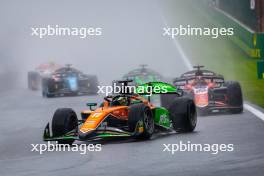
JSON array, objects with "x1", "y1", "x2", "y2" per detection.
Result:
[{"x1": 205, "y1": 5, "x2": 264, "y2": 59}]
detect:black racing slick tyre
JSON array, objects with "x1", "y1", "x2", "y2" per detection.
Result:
[
  {"x1": 52, "y1": 108, "x2": 78, "y2": 145},
  {"x1": 128, "y1": 103, "x2": 154, "y2": 139},
  {"x1": 168, "y1": 97, "x2": 197, "y2": 133},
  {"x1": 160, "y1": 94, "x2": 178, "y2": 110},
  {"x1": 225, "y1": 81, "x2": 243, "y2": 114},
  {"x1": 28, "y1": 71, "x2": 40, "y2": 90},
  {"x1": 42, "y1": 78, "x2": 55, "y2": 98}
]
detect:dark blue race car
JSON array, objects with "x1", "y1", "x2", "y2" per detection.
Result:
[{"x1": 41, "y1": 65, "x2": 99, "y2": 98}]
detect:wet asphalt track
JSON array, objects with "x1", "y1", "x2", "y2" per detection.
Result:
[
  {"x1": 0, "y1": 88, "x2": 264, "y2": 176},
  {"x1": 1, "y1": 1, "x2": 264, "y2": 176}
]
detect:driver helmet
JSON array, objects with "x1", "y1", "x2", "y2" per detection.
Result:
[{"x1": 116, "y1": 97, "x2": 127, "y2": 106}]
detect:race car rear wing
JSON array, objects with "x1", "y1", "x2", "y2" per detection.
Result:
[{"x1": 173, "y1": 76, "x2": 224, "y2": 86}]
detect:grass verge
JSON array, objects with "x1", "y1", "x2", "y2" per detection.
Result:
[{"x1": 162, "y1": 0, "x2": 264, "y2": 107}]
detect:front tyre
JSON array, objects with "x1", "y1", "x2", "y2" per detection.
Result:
[
  {"x1": 52, "y1": 108, "x2": 78, "y2": 145},
  {"x1": 168, "y1": 97, "x2": 197, "y2": 132}
]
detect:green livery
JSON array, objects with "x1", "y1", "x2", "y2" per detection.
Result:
[
  {"x1": 153, "y1": 107, "x2": 171, "y2": 128},
  {"x1": 135, "y1": 82, "x2": 178, "y2": 95}
]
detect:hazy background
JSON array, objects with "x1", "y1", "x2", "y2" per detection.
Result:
[
  {"x1": 1, "y1": 2, "x2": 264, "y2": 176},
  {"x1": 0, "y1": 0, "x2": 193, "y2": 91}
]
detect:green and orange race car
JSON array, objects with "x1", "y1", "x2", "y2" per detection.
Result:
[{"x1": 43, "y1": 81, "x2": 197, "y2": 144}]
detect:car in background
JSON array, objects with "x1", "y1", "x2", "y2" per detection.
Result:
[
  {"x1": 173, "y1": 65, "x2": 243, "y2": 115},
  {"x1": 114, "y1": 65, "x2": 165, "y2": 103},
  {"x1": 42, "y1": 64, "x2": 99, "y2": 97},
  {"x1": 28, "y1": 63, "x2": 61, "y2": 90},
  {"x1": 122, "y1": 65, "x2": 163, "y2": 86}
]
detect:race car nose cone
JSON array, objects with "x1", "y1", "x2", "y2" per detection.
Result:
[{"x1": 78, "y1": 129, "x2": 95, "y2": 140}]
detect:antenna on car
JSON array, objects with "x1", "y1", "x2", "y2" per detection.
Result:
[
  {"x1": 193, "y1": 65, "x2": 204, "y2": 76},
  {"x1": 140, "y1": 64, "x2": 148, "y2": 70},
  {"x1": 193, "y1": 65, "x2": 204, "y2": 71},
  {"x1": 65, "y1": 64, "x2": 72, "y2": 71},
  {"x1": 118, "y1": 80, "x2": 133, "y2": 90},
  {"x1": 115, "y1": 79, "x2": 134, "y2": 94},
  {"x1": 66, "y1": 64, "x2": 72, "y2": 68}
]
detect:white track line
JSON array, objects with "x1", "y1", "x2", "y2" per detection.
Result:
[
  {"x1": 160, "y1": 15, "x2": 194, "y2": 71},
  {"x1": 244, "y1": 104, "x2": 264, "y2": 121},
  {"x1": 161, "y1": 13, "x2": 264, "y2": 121}
]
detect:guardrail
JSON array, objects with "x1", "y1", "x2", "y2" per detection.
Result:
[{"x1": 208, "y1": 7, "x2": 264, "y2": 59}]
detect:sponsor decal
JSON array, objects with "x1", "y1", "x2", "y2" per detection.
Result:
[
  {"x1": 193, "y1": 87, "x2": 209, "y2": 107},
  {"x1": 91, "y1": 112, "x2": 102, "y2": 118},
  {"x1": 159, "y1": 114, "x2": 170, "y2": 126}
]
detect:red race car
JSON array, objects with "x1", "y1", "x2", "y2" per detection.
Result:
[
  {"x1": 173, "y1": 66, "x2": 243, "y2": 115},
  {"x1": 27, "y1": 63, "x2": 61, "y2": 90}
]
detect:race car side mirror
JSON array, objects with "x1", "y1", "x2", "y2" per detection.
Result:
[{"x1": 86, "y1": 103, "x2": 97, "y2": 111}]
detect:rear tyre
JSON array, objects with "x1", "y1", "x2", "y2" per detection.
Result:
[
  {"x1": 128, "y1": 103, "x2": 154, "y2": 139},
  {"x1": 224, "y1": 81, "x2": 243, "y2": 114},
  {"x1": 168, "y1": 97, "x2": 197, "y2": 132},
  {"x1": 160, "y1": 94, "x2": 178, "y2": 110},
  {"x1": 28, "y1": 71, "x2": 40, "y2": 90},
  {"x1": 42, "y1": 78, "x2": 55, "y2": 98},
  {"x1": 52, "y1": 108, "x2": 78, "y2": 145}
]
